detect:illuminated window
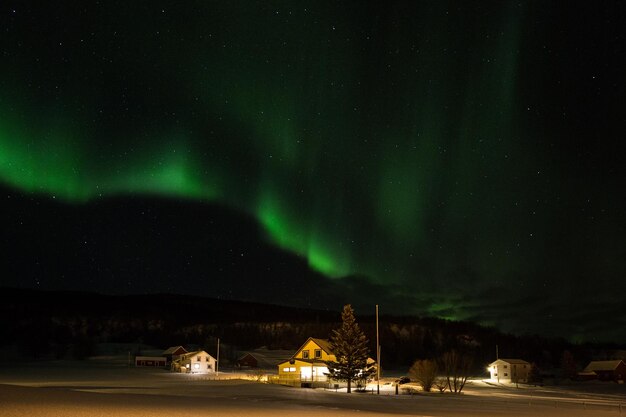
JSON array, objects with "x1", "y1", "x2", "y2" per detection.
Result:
[
  {"x1": 314, "y1": 349, "x2": 322, "y2": 359},
  {"x1": 283, "y1": 367, "x2": 296, "y2": 372},
  {"x1": 302, "y1": 350, "x2": 310, "y2": 359}
]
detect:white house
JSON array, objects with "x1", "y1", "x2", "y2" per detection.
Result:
[
  {"x1": 488, "y1": 358, "x2": 531, "y2": 383},
  {"x1": 172, "y1": 350, "x2": 217, "y2": 374}
]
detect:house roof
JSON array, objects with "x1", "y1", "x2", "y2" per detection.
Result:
[
  {"x1": 179, "y1": 350, "x2": 216, "y2": 360},
  {"x1": 162, "y1": 346, "x2": 187, "y2": 355},
  {"x1": 237, "y1": 349, "x2": 293, "y2": 368},
  {"x1": 583, "y1": 360, "x2": 625, "y2": 372},
  {"x1": 489, "y1": 358, "x2": 530, "y2": 366},
  {"x1": 291, "y1": 337, "x2": 334, "y2": 359}
]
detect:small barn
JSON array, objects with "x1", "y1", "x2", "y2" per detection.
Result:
[
  {"x1": 579, "y1": 360, "x2": 626, "y2": 382},
  {"x1": 488, "y1": 359, "x2": 531, "y2": 383},
  {"x1": 135, "y1": 356, "x2": 166, "y2": 367}
]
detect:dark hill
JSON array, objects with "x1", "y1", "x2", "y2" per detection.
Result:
[
  {"x1": 1, "y1": 185, "x2": 356, "y2": 309},
  {"x1": 0, "y1": 287, "x2": 611, "y2": 372}
]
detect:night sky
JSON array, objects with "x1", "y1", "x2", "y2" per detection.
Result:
[{"x1": 1, "y1": 1, "x2": 625, "y2": 343}]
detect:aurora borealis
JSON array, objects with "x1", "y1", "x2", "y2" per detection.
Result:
[{"x1": 1, "y1": 1, "x2": 624, "y2": 342}]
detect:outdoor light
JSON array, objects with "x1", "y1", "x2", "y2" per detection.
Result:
[{"x1": 194, "y1": 363, "x2": 200, "y2": 370}]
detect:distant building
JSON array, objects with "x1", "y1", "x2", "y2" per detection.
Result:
[
  {"x1": 579, "y1": 360, "x2": 626, "y2": 382},
  {"x1": 172, "y1": 350, "x2": 217, "y2": 374},
  {"x1": 276, "y1": 337, "x2": 376, "y2": 388},
  {"x1": 162, "y1": 346, "x2": 188, "y2": 365},
  {"x1": 135, "y1": 356, "x2": 167, "y2": 367},
  {"x1": 488, "y1": 359, "x2": 531, "y2": 383}
]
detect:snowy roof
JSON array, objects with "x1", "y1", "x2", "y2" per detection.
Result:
[
  {"x1": 489, "y1": 358, "x2": 530, "y2": 366},
  {"x1": 162, "y1": 346, "x2": 187, "y2": 355},
  {"x1": 583, "y1": 360, "x2": 625, "y2": 372},
  {"x1": 237, "y1": 349, "x2": 293, "y2": 368},
  {"x1": 180, "y1": 350, "x2": 215, "y2": 360},
  {"x1": 312, "y1": 338, "x2": 333, "y2": 354},
  {"x1": 290, "y1": 337, "x2": 334, "y2": 359}
]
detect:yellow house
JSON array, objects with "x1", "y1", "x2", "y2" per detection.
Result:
[
  {"x1": 277, "y1": 337, "x2": 335, "y2": 387},
  {"x1": 277, "y1": 337, "x2": 376, "y2": 388}
]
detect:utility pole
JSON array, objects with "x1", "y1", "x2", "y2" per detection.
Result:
[
  {"x1": 376, "y1": 304, "x2": 380, "y2": 395},
  {"x1": 216, "y1": 338, "x2": 220, "y2": 378}
]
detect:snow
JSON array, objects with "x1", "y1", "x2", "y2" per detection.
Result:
[{"x1": 0, "y1": 359, "x2": 624, "y2": 416}]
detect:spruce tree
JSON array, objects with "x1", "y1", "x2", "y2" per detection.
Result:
[{"x1": 326, "y1": 304, "x2": 372, "y2": 393}]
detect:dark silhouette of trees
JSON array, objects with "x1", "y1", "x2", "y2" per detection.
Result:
[{"x1": 560, "y1": 350, "x2": 578, "y2": 380}]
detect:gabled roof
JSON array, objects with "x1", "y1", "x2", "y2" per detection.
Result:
[
  {"x1": 162, "y1": 346, "x2": 187, "y2": 355},
  {"x1": 489, "y1": 358, "x2": 530, "y2": 366},
  {"x1": 178, "y1": 350, "x2": 216, "y2": 360},
  {"x1": 291, "y1": 337, "x2": 334, "y2": 359},
  {"x1": 237, "y1": 349, "x2": 293, "y2": 368},
  {"x1": 583, "y1": 360, "x2": 625, "y2": 372}
]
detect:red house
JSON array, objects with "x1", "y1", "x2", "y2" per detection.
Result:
[
  {"x1": 579, "y1": 360, "x2": 626, "y2": 382},
  {"x1": 162, "y1": 346, "x2": 188, "y2": 365}
]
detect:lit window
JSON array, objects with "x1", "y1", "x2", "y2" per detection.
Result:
[
  {"x1": 282, "y1": 367, "x2": 296, "y2": 372},
  {"x1": 314, "y1": 349, "x2": 322, "y2": 359},
  {"x1": 302, "y1": 350, "x2": 310, "y2": 359}
]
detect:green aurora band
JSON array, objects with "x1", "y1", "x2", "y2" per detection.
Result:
[{"x1": 1, "y1": 2, "x2": 555, "y2": 325}]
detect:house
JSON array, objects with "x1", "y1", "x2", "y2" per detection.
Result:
[
  {"x1": 135, "y1": 356, "x2": 167, "y2": 367},
  {"x1": 171, "y1": 350, "x2": 217, "y2": 374},
  {"x1": 162, "y1": 346, "x2": 188, "y2": 365},
  {"x1": 276, "y1": 337, "x2": 376, "y2": 388},
  {"x1": 488, "y1": 359, "x2": 531, "y2": 383},
  {"x1": 579, "y1": 360, "x2": 626, "y2": 382},
  {"x1": 235, "y1": 348, "x2": 293, "y2": 369}
]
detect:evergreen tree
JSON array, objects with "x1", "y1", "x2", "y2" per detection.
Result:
[{"x1": 326, "y1": 304, "x2": 373, "y2": 393}]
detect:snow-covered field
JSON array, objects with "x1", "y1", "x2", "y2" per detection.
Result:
[{"x1": 1, "y1": 359, "x2": 624, "y2": 416}]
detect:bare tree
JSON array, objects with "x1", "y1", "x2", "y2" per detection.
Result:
[
  {"x1": 434, "y1": 377, "x2": 447, "y2": 393},
  {"x1": 409, "y1": 359, "x2": 438, "y2": 392},
  {"x1": 439, "y1": 350, "x2": 473, "y2": 393}
]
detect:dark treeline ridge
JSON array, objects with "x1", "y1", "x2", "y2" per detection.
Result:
[{"x1": 0, "y1": 288, "x2": 622, "y2": 373}]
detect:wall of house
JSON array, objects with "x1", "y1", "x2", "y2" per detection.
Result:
[
  {"x1": 616, "y1": 363, "x2": 626, "y2": 381},
  {"x1": 489, "y1": 361, "x2": 530, "y2": 383},
  {"x1": 183, "y1": 352, "x2": 216, "y2": 374}
]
